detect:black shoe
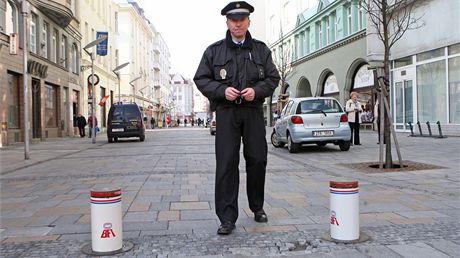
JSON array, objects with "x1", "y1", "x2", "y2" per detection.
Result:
[
  {"x1": 254, "y1": 210, "x2": 268, "y2": 223},
  {"x1": 217, "y1": 221, "x2": 235, "y2": 235}
]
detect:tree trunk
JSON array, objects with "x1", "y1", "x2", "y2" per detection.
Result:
[{"x1": 382, "y1": 0, "x2": 393, "y2": 168}]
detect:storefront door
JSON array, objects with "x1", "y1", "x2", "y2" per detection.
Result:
[
  {"x1": 32, "y1": 79, "x2": 41, "y2": 139},
  {"x1": 394, "y1": 80, "x2": 413, "y2": 130}
]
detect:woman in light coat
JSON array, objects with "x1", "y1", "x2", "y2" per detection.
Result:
[{"x1": 345, "y1": 92, "x2": 363, "y2": 145}]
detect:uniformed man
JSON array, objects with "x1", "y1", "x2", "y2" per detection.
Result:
[{"x1": 194, "y1": 1, "x2": 280, "y2": 235}]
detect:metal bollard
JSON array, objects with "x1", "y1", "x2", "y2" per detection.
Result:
[
  {"x1": 330, "y1": 180, "x2": 359, "y2": 242},
  {"x1": 426, "y1": 121, "x2": 432, "y2": 137},
  {"x1": 417, "y1": 121, "x2": 423, "y2": 136},
  {"x1": 90, "y1": 187, "x2": 123, "y2": 254},
  {"x1": 408, "y1": 122, "x2": 414, "y2": 136},
  {"x1": 436, "y1": 121, "x2": 445, "y2": 138}
]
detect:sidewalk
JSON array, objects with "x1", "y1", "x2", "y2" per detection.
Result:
[{"x1": 1, "y1": 129, "x2": 459, "y2": 257}]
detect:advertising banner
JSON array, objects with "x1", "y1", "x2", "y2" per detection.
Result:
[{"x1": 96, "y1": 32, "x2": 108, "y2": 56}]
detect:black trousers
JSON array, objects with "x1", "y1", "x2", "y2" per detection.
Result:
[
  {"x1": 78, "y1": 126, "x2": 85, "y2": 137},
  {"x1": 215, "y1": 107, "x2": 267, "y2": 224},
  {"x1": 349, "y1": 122, "x2": 360, "y2": 145}
]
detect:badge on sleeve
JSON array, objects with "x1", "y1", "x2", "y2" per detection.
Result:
[{"x1": 220, "y1": 69, "x2": 227, "y2": 79}]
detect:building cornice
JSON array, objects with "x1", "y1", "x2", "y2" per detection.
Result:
[{"x1": 292, "y1": 30, "x2": 366, "y2": 66}]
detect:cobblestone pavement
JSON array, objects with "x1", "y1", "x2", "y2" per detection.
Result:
[{"x1": 1, "y1": 128, "x2": 459, "y2": 257}]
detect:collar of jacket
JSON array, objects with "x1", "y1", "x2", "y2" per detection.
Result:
[{"x1": 225, "y1": 30, "x2": 253, "y2": 49}]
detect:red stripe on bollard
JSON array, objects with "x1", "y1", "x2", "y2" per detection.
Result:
[
  {"x1": 330, "y1": 181, "x2": 358, "y2": 189},
  {"x1": 90, "y1": 189, "x2": 121, "y2": 198}
]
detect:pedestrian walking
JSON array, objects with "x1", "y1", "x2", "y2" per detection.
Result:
[
  {"x1": 87, "y1": 115, "x2": 98, "y2": 138},
  {"x1": 194, "y1": 1, "x2": 280, "y2": 235},
  {"x1": 151, "y1": 117, "x2": 155, "y2": 129},
  {"x1": 76, "y1": 114, "x2": 87, "y2": 138},
  {"x1": 346, "y1": 92, "x2": 363, "y2": 145}
]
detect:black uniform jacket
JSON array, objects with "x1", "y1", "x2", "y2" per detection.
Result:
[{"x1": 194, "y1": 30, "x2": 280, "y2": 111}]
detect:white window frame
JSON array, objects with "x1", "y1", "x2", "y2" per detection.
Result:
[
  {"x1": 41, "y1": 21, "x2": 48, "y2": 58},
  {"x1": 30, "y1": 13, "x2": 37, "y2": 54},
  {"x1": 318, "y1": 22, "x2": 323, "y2": 48},
  {"x1": 326, "y1": 18, "x2": 330, "y2": 45},
  {"x1": 347, "y1": 6, "x2": 352, "y2": 35}
]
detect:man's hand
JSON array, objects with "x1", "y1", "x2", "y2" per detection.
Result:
[
  {"x1": 241, "y1": 88, "x2": 255, "y2": 101},
  {"x1": 225, "y1": 87, "x2": 240, "y2": 101}
]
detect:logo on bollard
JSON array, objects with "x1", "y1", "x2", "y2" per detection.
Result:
[
  {"x1": 100, "y1": 222, "x2": 116, "y2": 238},
  {"x1": 330, "y1": 211, "x2": 340, "y2": 226}
]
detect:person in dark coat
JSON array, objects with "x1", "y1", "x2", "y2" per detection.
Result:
[
  {"x1": 194, "y1": 1, "x2": 280, "y2": 235},
  {"x1": 151, "y1": 117, "x2": 155, "y2": 129},
  {"x1": 87, "y1": 115, "x2": 98, "y2": 138},
  {"x1": 76, "y1": 113, "x2": 87, "y2": 138}
]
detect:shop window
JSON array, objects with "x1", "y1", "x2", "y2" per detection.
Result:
[
  {"x1": 449, "y1": 56, "x2": 460, "y2": 123},
  {"x1": 7, "y1": 73, "x2": 20, "y2": 128},
  {"x1": 45, "y1": 84, "x2": 58, "y2": 127},
  {"x1": 323, "y1": 73, "x2": 339, "y2": 98},
  {"x1": 417, "y1": 60, "x2": 446, "y2": 123},
  {"x1": 416, "y1": 47, "x2": 445, "y2": 62},
  {"x1": 448, "y1": 43, "x2": 460, "y2": 55},
  {"x1": 394, "y1": 56, "x2": 413, "y2": 68},
  {"x1": 354, "y1": 64, "x2": 374, "y2": 89}
]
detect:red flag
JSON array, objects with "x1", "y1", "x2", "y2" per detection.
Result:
[
  {"x1": 165, "y1": 116, "x2": 171, "y2": 124},
  {"x1": 99, "y1": 95, "x2": 109, "y2": 106}
]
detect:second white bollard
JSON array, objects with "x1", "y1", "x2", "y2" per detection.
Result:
[{"x1": 329, "y1": 180, "x2": 359, "y2": 241}]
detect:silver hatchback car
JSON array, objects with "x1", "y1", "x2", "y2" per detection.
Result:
[{"x1": 271, "y1": 97, "x2": 351, "y2": 153}]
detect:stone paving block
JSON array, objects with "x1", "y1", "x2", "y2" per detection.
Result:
[
  {"x1": 388, "y1": 242, "x2": 451, "y2": 258},
  {"x1": 181, "y1": 210, "x2": 217, "y2": 220},
  {"x1": 128, "y1": 202, "x2": 151, "y2": 212},
  {"x1": 170, "y1": 201, "x2": 210, "y2": 210},
  {"x1": 0, "y1": 217, "x2": 33, "y2": 227},
  {"x1": 49, "y1": 224, "x2": 91, "y2": 234},
  {"x1": 139, "y1": 229, "x2": 192, "y2": 236},
  {"x1": 328, "y1": 249, "x2": 369, "y2": 258},
  {"x1": 50, "y1": 214, "x2": 81, "y2": 226},
  {"x1": 244, "y1": 225, "x2": 297, "y2": 233},
  {"x1": 75, "y1": 214, "x2": 90, "y2": 225},
  {"x1": 123, "y1": 221, "x2": 168, "y2": 231},
  {"x1": 396, "y1": 210, "x2": 450, "y2": 219},
  {"x1": 356, "y1": 244, "x2": 404, "y2": 258},
  {"x1": 168, "y1": 219, "x2": 218, "y2": 231},
  {"x1": 2, "y1": 226, "x2": 54, "y2": 238},
  {"x1": 157, "y1": 210, "x2": 180, "y2": 221},
  {"x1": 33, "y1": 205, "x2": 89, "y2": 217},
  {"x1": 425, "y1": 239, "x2": 460, "y2": 258},
  {"x1": 388, "y1": 217, "x2": 434, "y2": 225},
  {"x1": 180, "y1": 194, "x2": 199, "y2": 202},
  {"x1": 57, "y1": 232, "x2": 90, "y2": 241},
  {"x1": 2, "y1": 235, "x2": 59, "y2": 243},
  {"x1": 123, "y1": 211, "x2": 157, "y2": 222}
]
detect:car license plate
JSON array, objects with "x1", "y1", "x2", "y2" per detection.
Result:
[
  {"x1": 112, "y1": 128, "x2": 124, "y2": 132},
  {"x1": 313, "y1": 130, "x2": 334, "y2": 137}
]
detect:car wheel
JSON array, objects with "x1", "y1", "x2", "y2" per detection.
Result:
[
  {"x1": 210, "y1": 131, "x2": 215, "y2": 135},
  {"x1": 108, "y1": 137, "x2": 113, "y2": 143},
  {"x1": 287, "y1": 133, "x2": 300, "y2": 153},
  {"x1": 339, "y1": 140, "x2": 351, "y2": 151},
  {"x1": 140, "y1": 135, "x2": 145, "y2": 142},
  {"x1": 114, "y1": 137, "x2": 118, "y2": 142},
  {"x1": 271, "y1": 131, "x2": 285, "y2": 148},
  {"x1": 316, "y1": 142, "x2": 327, "y2": 147}
]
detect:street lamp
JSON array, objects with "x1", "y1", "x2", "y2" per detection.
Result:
[
  {"x1": 112, "y1": 62, "x2": 130, "y2": 103},
  {"x1": 22, "y1": 0, "x2": 30, "y2": 159},
  {"x1": 129, "y1": 76, "x2": 142, "y2": 103},
  {"x1": 83, "y1": 35, "x2": 107, "y2": 144}
]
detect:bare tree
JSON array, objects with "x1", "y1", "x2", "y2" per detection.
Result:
[
  {"x1": 364, "y1": 0, "x2": 424, "y2": 168},
  {"x1": 270, "y1": 24, "x2": 293, "y2": 124}
]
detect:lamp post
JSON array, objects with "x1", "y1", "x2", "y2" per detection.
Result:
[
  {"x1": 112, "y1": 62, "x2": 130, "y2": 103},
  {"x1": 129, "y1": 76, "x2": 142, "y2": 103},
  {"x1": 21, "y1": 0, "x2": 30, "y2": 159},
  {"x1": 83, "y1": 36, "x2": 107, "y2": 144}
]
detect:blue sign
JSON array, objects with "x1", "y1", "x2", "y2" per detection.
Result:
[{"x1": 96, "y1": 32, "x2": 108, "y2": 56}]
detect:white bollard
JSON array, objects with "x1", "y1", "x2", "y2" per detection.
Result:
[
  {"x1": 90, "y1": 187, "x2": 123, "y2": 254},
  {"x1": 329, "y1": 180, "x2": 359, "y2": 242}
]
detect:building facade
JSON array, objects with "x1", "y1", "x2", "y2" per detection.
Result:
[
  {"x1": 1, "y1": 0, "x2": 82, "y2": 146},
  {"x1": 170, "y1": 73, "x2": 193, "y2": 122},
  {"x1": 1, "y1": 0, "x2": 172, "y2": 147},
  {"x1": 268, "y1": 0, "x2": 459, "y2": 135}
]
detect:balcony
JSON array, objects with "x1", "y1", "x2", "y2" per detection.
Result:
[{"x1": 36, "y1": 0, "x2": 73, "y2": 27}]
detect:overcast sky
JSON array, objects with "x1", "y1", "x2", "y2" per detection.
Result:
[{"x1": 135, "y1": 0, "x2": 265, "y2": 80}]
